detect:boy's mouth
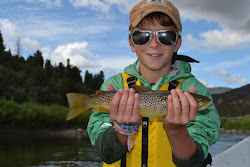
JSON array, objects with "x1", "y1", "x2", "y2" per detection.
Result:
[{"x1": 147, "y1": 54, "x2": 163, "y2": 57}]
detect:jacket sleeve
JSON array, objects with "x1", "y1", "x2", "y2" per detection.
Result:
[
  {"x1": 172, "y1": 141, "x2": 204, "y2": 167},
  {"x1": 181, "y1": 77, "x2": 221, "y2": 158},
  {"x1": 87, "y1": 74, "x2": 127, "y2": 163}
]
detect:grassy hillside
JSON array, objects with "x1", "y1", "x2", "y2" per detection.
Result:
[
  {"x1": 212, "y1": 84, "x2": 250, "y2": 117},
  {"x1": 208, "y1": 87, "x2": 232, "y2": 95},
  {"x1": 215, "y1": 94, "x2": 250, "y2": 117}
]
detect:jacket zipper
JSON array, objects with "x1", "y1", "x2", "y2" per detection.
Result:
[{"x1": 142, "y1": 117, "x2": 149, "y2": 167}]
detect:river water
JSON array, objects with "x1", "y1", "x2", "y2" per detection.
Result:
[{"x1": 0, "y1": 130, "x2": 249, "y2": 167}]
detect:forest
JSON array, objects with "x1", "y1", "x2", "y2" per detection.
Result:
[
  {"x1": 0, "y1": 30, "x2": 105, "y2": 128},
  {"x1": 0, "y1": 30, "x2": 104, "y2": 107}
]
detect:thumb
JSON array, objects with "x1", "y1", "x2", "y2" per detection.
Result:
[
  {"x1": 107, "y1": 83, "x2": 115, "y2": 91},
  {"x1": 188, "y1": 86, "x2": 196, "y2": 93}
]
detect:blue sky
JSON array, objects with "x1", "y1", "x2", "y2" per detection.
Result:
[{"x1": 0, "y1": 0, "x2": 249, "y2": 88}]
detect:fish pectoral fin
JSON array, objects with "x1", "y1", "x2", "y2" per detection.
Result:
[
  {"x1": 198, "y1": 102, "x2": 212, "y2": 111},
  {"x1": 131, "y1": 85, "x2": 151, "y2": 92},
  {"x1": 92, "y1": 107, "x2": 110, "y2": 112}
]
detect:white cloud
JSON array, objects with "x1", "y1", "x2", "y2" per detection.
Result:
[
  {"x1": 203, "y1": 55, "x2": 250, "y2": 72},
  {"x1": 69, "y1": 0, "x2": 140, "y2": 13},
  {"x1": 0, "y1": 18, "x2": 22, "y2": 53},
  {"x1": 199, "y1": 79, "x2": 215, "y2": 88},
  {"x1": 184, "y1": 29, "x2": 250, "y2": 51},
  {"x1": 228, "y1": 74, "x2": 248, "y2": 85},
  {"x1": 172, "y1": 0, "x2": 250, "y2": 33},
  {"x1": 25, "y1": 0, "x2": 62, "y2": 8},
  {"x1": 214, "y1": 69, "x2": 230, "y2": 77},
  {"x1": 41, "y1": 42, "x2": 137, "y2": 78},
  {"x1": 44, "y1": 42, "x2": 101, "y2": 69},
  {"x1": 214, "y1": 69, "x2": 248, "y2": 85},
  {"x1": 0, "y1": 18, "x2": 41, "y2": 54},
  {"x1": 171, "y1": 0, "x2": 250, "y2": 50},
  {"x1": 21, "y1": 38, "x2": 40, "y2": 52},
  {"x1": 101, "y1": 67, "x2": 117, "y2": 75},
  {"x1": 0, "y1": 19, "x2": 20, "y2": 38},
  {"x1": 96, "y1": 55, "x2": 137, "y2": 76},
  {"x1": 41, "y1": 46, "x2": 52, "y2": 60},
  {"x1": 105, "y1": 0, "x2": 140, "y2": 14},
  {"x1": 69, "y1": 0, "x2": 110, "y2": 12}
]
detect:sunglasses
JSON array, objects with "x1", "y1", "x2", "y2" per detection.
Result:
[{"x1": 130, "y1": 30, "x2": 181, "y2": 46}]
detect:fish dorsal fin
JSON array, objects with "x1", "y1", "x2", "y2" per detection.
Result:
[
  {"x1": 131, "y1": 85, "x2": 152, "y2": 92},
  {"x1": 96, "y1": 89, "x2": 103, "y2": 94}
]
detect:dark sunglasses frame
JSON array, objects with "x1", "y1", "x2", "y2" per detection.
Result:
[{"x1": 129, "y1": 30, "x2": 181, "y2": 46}]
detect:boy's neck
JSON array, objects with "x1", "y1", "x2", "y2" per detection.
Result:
[{"x1": 139, "y1": 66, "x2": 171, "y2": 83}]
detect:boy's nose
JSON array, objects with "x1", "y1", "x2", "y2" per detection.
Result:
[{"x1": 148, "y1": 34, "x2": 160, "y2": 48}]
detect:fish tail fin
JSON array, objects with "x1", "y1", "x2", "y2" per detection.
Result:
[{"x1": 66, "y1": 93, "x2": 90, "y2": 120}]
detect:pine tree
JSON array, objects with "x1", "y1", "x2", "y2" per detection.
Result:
[
  {"x1": 0, "y1": 30, "x2": 6, "y2": 52},
  {"x1": 27, "y1": 50, "x2": 44, "y2": 68}
]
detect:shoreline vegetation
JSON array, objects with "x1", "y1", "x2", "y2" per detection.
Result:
[
  {"x1": 0, "y1": 99, "x2": 250, "y2": 135},
  {"x1": 0, "y1": 99, "x2": 92, "y2": 130},
  {"x1": 220, "y1": 115, "x2": 250, "y2": 134}
]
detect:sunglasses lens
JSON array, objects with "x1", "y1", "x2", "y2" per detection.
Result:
[
  {"x1": 158, "y1": 31, "x2": 177, "y2": 45},
  {"x1": 132, "y1": 31, "x2": 151, "y2": 45}
]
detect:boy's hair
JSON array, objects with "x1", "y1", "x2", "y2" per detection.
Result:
[{"x1": 136, "y1": 12, "x2": 176, "y2": 29}]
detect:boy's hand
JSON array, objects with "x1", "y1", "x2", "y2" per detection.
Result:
[
  {"x1": 163, "y1": 87, "x2": 198, "y2": 131},
  {"x1": 163, "y1": 87, "x2": 198, "y2": 160},
  {"x1": 108, "y1": 83, "x2": 142, "y2": 126}
]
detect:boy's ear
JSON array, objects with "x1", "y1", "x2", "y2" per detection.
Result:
[
  {"x1": 129, "y1": 38, "x2": 136, "y2": 52},
  {"x1": 174, "y1": 38, "x2": 182, "y2": 52}
]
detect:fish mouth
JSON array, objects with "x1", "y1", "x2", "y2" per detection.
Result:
[{"x1": 199, "y1": 102, "x2": 212, "y2": 110}]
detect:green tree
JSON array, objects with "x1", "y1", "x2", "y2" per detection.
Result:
[
  {"x1": 45, "y1": 59, "x2": 53, "y2": 77},
  {"x1": 93, "y1": 71, "x2": 104, "y2": 90},
  {"x1": 0, "y1": 30, "x2": 106, "y2": 105},
  {"x1": 0, "y1": 30, "x2": 5, "y2": 52},
  {"x1": 83, "y1": 70, "x2": 94, "y2": 92},
  {"x1": 27, "y1": 50, "x2": 44, "y2": 68}
]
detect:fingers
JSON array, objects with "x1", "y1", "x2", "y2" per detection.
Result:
[
  {"x1": 165, "y1": 88, "x2": 198, "y2": 129},
  {"x1": 176, "y1": 89, "x2": 190, "y2": 124},
  {"x1": 166, "y1": 94, "x2": 174, "y2": 120},
  {"x1": 118, "y1": 87, "x2": 130, "y2": 120},
  {"x1": 184, "y1": 92, "x2": 198, "y2": 121},
  {"x1": 124, "y1": 88, "x2": 135, "y2": 123},
  {"x1": 187, "y1": 86, "x2": 197, "y2": 121},
  {"x1": 131, "y1": 92, "x2": 141, "y2": 124},
  {"x1": 109, "y1": 89, "x2": 123, "y2": 120},
  {"x1": 110, "y1": 87, "x2": 141, "y2": 125},
  {"x1": 171, "y1": 89, "x2": 182, "y2": 120}
]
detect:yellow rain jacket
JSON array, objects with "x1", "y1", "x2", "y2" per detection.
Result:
[{"x1": 87, "y1": 60, "x2": 220, "y2": 167}]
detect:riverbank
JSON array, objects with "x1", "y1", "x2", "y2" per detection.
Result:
[
  {"x1": 1, "y1": 126, "x2": 249, "y2": 140},
  {"x1": 0, "y1": 99, "x2": 92, "y2": 129},
  {"x1": 220, "y1": 116, "x2": 250, "y2": 133},
  {"x1": 0, "y1": 127, "x2": 89, "y2": 138},
  {"x1": 219, "y1": 128, "x2": 250, "y2": 134}
]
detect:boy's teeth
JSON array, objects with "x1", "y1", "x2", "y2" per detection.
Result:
[{"x1": 151, "y1": 54, "x2": 160, "y2": 57}]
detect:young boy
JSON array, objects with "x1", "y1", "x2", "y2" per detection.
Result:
[{"x1": 87, "y1": 0, "x2": 220, "y2": 166}]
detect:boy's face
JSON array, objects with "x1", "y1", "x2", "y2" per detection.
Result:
[{"x1": 129, "y1": 20, "x2": 182, "y2": 76}]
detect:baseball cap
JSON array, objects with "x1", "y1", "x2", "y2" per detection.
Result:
[{"x1": 129, "y1": 0, "x2": 182, "y2": 31}]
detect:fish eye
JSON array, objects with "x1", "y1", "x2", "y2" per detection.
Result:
[{"x1": 197, "y1": 99, "x2": 203, "y2": 103}]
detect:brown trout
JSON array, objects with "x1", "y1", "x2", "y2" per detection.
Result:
[{"x1": 66, "y1": 85, "x2": 212, "y2": 120}]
